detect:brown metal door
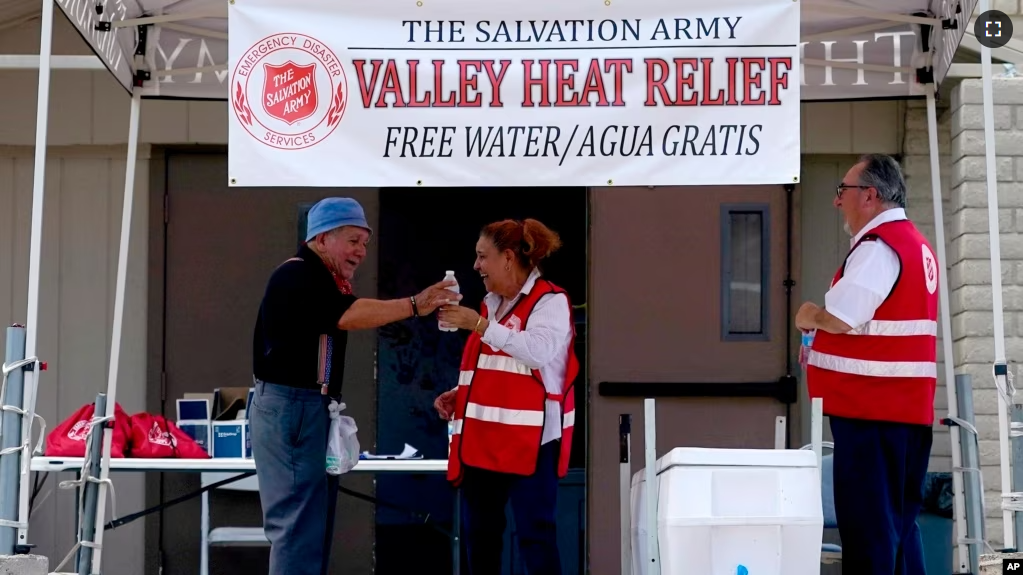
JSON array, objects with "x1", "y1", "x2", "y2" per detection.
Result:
[{"x1": 587, "y1": 185, "x2": 793, "y2": 575}]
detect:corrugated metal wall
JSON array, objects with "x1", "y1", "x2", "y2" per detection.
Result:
[{"x1": 0, "y1": 146, "x2": 150, "y2": 574}]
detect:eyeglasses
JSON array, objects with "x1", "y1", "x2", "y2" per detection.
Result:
[{"x1": 836, "y1": 184, "x2": 872, "y2": 198}]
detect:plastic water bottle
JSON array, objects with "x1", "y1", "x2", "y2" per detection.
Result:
[
  {"x1": 438, "y1": 270, "x2": 459, "y2": 332},
  {"x1": 447, "y1": 420, "x2": 454, "y2": 457},
  {"x1": 800, "y1": 330, "x2": 816, "y2": 369}
]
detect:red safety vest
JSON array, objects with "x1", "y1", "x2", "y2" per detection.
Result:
[
  {"x1": 808, "y1": 219, "x2": 939, "y2": 426},
  {"x1": 447, "y1": 278, "x2": 579, "y2": 485}
]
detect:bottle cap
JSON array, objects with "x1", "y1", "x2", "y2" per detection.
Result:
[{"x1": 445, "y1": 270, "x2": 455, "y2": 276}]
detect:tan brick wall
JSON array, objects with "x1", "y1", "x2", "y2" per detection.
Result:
[
  {"x1": 900, "y1": 77, "x2": 1023, "y2": 548},
  {"x1": 949, "y1": 77, "x2": 1024, "y2": 543}
]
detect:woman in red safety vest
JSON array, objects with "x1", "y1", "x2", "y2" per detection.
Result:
[{"x1": 434, "y1": 218, "x2": 579, "y2": 576}]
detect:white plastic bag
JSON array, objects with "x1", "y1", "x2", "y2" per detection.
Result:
[{"x1": 326, "y1": 400, "x2": 359, "y2": 475}]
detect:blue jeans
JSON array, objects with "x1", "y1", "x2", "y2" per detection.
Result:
[
  {"x1": 460, "y1": 440, "x2": 562, "y2": 575},
  {"x1": 249, "y1": 380, "x2": 340, "y2": 575},
  {"x1": 830, "y1": 416, "x2": 932, "y2": 575}
]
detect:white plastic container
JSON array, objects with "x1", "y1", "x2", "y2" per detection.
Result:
[
  {"x1": 438, "y1": 270, "x2": 459, "y2": 332},
  {"x1": 631, "y1": 447, "x2": 823, "y2": 575}
]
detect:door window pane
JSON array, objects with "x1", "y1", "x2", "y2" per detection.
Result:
[{"x1": 721, "y1": 205, "x2": 769, "y2": 340}]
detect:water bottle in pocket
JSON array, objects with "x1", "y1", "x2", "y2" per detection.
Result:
[{"x1": 799, "y1": 330, "x2": 816, "y2": 370}]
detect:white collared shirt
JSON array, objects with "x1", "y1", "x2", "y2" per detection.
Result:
[
  {"x1": 824, "y1": 208, "x2": 906, "y2": 329},
  {"x1": 479, "y1": 268, "x2": 573, "y2": 445}
]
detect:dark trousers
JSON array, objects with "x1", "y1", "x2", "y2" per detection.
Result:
[
  {"x1": 461, "y1": 440, "x2": 562, "y2": 575},
  {"x1": 830, "y1": 416, "x2": 933, "y2": 575},
  {"x1": 249, "y1": 381, "x2": 340, "y2": 575}
]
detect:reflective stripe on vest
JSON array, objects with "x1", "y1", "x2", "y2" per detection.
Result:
[
  {"x1": 807, "y1": 350, "x2": 937, "y2": 379},
  {"x1": 452, "y1": 356, "x2": 575, "y2": 435},
  {"x1": 477, "y1": 353, "x2": 532, "y2": 376},
  {"x1": 451, "y1": 409, "x2": 575, "y2": 435},
  {"x1": 845, "y1": 319, "x2": 937, "y2": 337}
]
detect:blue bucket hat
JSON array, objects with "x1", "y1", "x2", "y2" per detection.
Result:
[{"x1": 305, "y1": 197, "x2": 372, "y2": 242}]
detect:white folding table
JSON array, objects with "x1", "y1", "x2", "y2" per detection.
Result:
[{"x1": 31, "y1": 457, "x2": 459, "y2": 573}]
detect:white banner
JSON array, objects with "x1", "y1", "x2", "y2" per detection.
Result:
[{"x1": 227, "y1": 0, "x2": 801, "y2": 187}]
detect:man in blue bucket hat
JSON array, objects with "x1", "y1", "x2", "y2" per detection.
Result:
[{"x1": 250, "y1": 197, "x2": 459, "y2": 575}]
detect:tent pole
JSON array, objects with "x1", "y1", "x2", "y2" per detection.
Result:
[
  {"x1": 15, "y1": 0, "x2": 55, "y2": 549},
  {"x1": 979, "y1": 0, "x2": 1015, "y2": 550},
  {"x1": 643, "y1": 398, "x2": 659, "y2": 575},
  {"x1": 89, "y1": 86, "x2": 142, "y2": 575},
  {"x1": 926, "y1": 88, "x2": 970, "y2": 572}
]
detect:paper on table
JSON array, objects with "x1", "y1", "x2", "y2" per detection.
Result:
[{"x1": 359, "y1": 443, "x2": 423, "y2": 460}]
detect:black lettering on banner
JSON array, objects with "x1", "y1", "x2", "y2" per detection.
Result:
[
  {"x1": 381, "y1": 124, "x2": 769, "y2": 160},
  {"x1": 383, "y1": 126, "x2": 456, "y2": 157}
]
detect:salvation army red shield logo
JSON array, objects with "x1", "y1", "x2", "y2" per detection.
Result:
[
  {"x1": 231, "y1": 33, "x2": 348, "y2": 150},
  {"x1": 262, "y1": 62, "x2": 318, "y2": 125},
  {"x1": 149, "y1": 421, "x2": 173, "y2": 447},
  {"x1": 68, "y1": 419, "x2": 90, "y2": 442},
  {"x1": 922, "y1": 244, "x2": 938, "y2": 294}
]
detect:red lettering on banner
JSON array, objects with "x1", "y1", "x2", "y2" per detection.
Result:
[
  {"x1": 350, "y1": 56, "x2": 790, "y2": 109},
  {"x1": 352, "y1": 58, "x2": 511, "y2": 108},
  {"x1": 767, "y1": 57, "x2": 792, "y2": 105},
  {"x1": 522, "y1": 59, "x2": 551, "y2": 106},
  {"x1": 741, "y1": 57, "x2": 766, "y2": 105},
  {"x1": 377, "y1": 60, "x2": 405, "y2": 107},
  {"x1": 406, "y1": 60, "x2": 431, "y2": 107},
  {"x1": 724, "y1": 58, "x2": 740, "y2": 105},
  {"x1": 554, "y1": 60, "x2": 578, "y2": 106},
  {"x1": 603, "y1": 59, "x2": 630, "y2": 106},
  {"x1": 644, "y1": 56, "x2": 792, "y2": 107},
  {"x1": 579, "y1": 60, "x2": 607, "y2": 106},
  {"x1": 433, "y1": 60, "x2": 455, "y2": 107},
  {"x1": 459, "y1": 60, "x2": 482, "y2": 107},
  {"x1": 481, "y1": 61, "x2": 510, "y2": 107},
  {"x1": 700, "y1": 57, "x2": 725, "y2": 106},
  {"x1": 522, "y1": 58, "x2": 630, "y2": 107}
]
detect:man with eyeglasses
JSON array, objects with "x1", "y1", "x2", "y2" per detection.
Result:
[{"x1": 795, "y1": 154, "x2": 939, "y2": 575}]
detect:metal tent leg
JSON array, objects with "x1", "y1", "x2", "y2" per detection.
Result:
[
  {"x1": 619, "y1": 414, "x2": 632, "y2": 575},
  {"x1": 0, "y1": 327, "x2": 27, "y2": 555},
  {"x1": 956, "y1": 374, "x2": 985, "y2": 574},
  {"x1": 89, "y1": 86, "x2": 143, "y2": 575},
  {"x1": 979, "y1": 0, "x2": 1015, "y2": 551},
  {"x1": 14, "y1": 0, "x2": 56, "y2": 551},
  {"x1": 1012, "y1": 398, "x2": 1022, "y2": 553},
  {"x1": 926, "y1": 87, "x2": 971, "y2": 572},
  {"x1": 642, "y1": 399, "x2": 659, "y2": 576},
  {"x1": 76, "y1": 394, "x2": 107, "y2": 574},
  {"x1": 811, "y1": 397, "x2": 822, "y2": 473}
]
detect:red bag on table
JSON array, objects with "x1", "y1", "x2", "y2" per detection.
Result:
[
  {"x1": 44, "y1": 402, "x2": 132, "y2": 458},
  {"x1": 129, "y1": 412, "x2": 210, "y2": 459}
]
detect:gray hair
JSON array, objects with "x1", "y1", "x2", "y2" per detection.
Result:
[{"x1": 857, "y1": 153, "x2": 907, "y2": 209}]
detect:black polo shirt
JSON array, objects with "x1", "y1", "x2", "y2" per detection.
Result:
[{"x1": 252, "y1": 244, "x2": 357, "y2": 397}]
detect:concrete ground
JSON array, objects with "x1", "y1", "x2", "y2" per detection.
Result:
[
  {"x1": 980, "y1": 551, "x2": 1023, "y2": 575},
  {"x1": 0, "y1": 554, "x2": 47, "y2": 575}
]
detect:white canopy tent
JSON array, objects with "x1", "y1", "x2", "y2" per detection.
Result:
[{"x1": 1, "y1": 0, "x2": 1017, "y2": 573}]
